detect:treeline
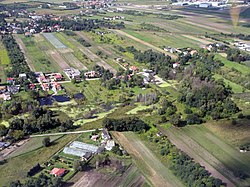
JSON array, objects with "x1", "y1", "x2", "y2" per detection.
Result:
[
  {"x1": 226, "y1": 48, "x2": 250, "y2": 62},
  {"x1": 77, "y1": 38, "x2": 91, "y2": 47},
  {"x1": 8, "y1": 173, "x2": 62, "y2": 187},
  {"x1": 122, "y1": 10, "x2": 183, "y2": 20},
  {"x1": 0, "y1": 107, "x2": 74, "y2": 142},
  {"x1": 34, "y1": 19, "x2": 125, "y2": 32},
  {"x1": 1, "y1": 34, "x2": 31, "y2": 78},
  {"x1": 216, "y1": 32, "x2": 250, "y2": 41},
  {"x1": 117, "y1": 46, "x2": 173, "y2": 79},
  {"x1": 178, "y1": 53, "x2": 239, "y2": 120},
  {"x1": 148, "y1": 134, "x2": 223, "y2": 187},
  {"x1": 103, "y1": 117, "x2": 150, "y2": 132}
]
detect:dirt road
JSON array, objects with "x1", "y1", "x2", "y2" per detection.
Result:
[
  {"x1": 13, "y1": 35, "x2": 36, "y2": 71},
  {"x1": 113, "y1": 131, "x2": 184, "y2": 187},
  {"x1": 158, "y1": 126, "x2": 237, "y2": 187},
  {"x1": 113, "y1": 30, "x2": 177, "y2": 59}
]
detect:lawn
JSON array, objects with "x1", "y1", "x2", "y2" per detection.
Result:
[
  {"x1": 215, "y1": 54, "x2": 250, "y2": 76},
  {"x1": 0, "y1": 134, "x2": 78, "y2": 186}
]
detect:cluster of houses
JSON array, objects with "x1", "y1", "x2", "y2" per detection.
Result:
[
  {"x1": 234, "y1": 42, "x2": 250, "y2": 52},
  {"x1": 164, "y1": 46, "x2": 198, "y2": 56},
  {"x1": 34, "y1": 72, "x2": 63, "y2": 93},
  {"x1": 203, "y1": 43, "x2": 228, "y2": 52},
  {"x1": 172, "y1": 0, "x2": 229, "y2": 8},
  {"x1": 0, "y1": 81, "x2": 20, "y2": 101},
  {"x1": 102, "y1": 15, "x2": 125, "y2": 21}
]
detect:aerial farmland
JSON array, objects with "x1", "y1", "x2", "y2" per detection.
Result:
[{"x1": 0, "y1": 0, "x2": 250, "y2": 187}]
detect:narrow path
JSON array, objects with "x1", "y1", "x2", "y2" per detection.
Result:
[
  {"x1": 30, "y1": 129, "x2": 103, "y2": 138},
  {"x1": 113, "y1": 30, "x2": 177, "y2": 59}
]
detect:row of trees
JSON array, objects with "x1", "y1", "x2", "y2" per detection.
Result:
[
  {"x1": 1, "y1": 34, "x2": 32, "y2": 78},
  {"x1": 226, "y1": 48, "x2": 250, "y2": 62},
  {"x1": 149, "y1": 134, "x2": 223, "y2": 187},
  {"x1": 9, "y1": 174, "x2": 62, "y2": 187},
  {"x1": 103, "y1": 117, "x2": 150, "y2": 132}
]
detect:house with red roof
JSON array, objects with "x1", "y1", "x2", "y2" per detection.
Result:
[
  {"x1": 29, "y1": 84, "x2": 36, "y2": 90},
  {"x1": 41, "y1": 83, "x2": 50, "y2": 91},
  {"x1": 129, "y1": 66, "x2": 139, "y2": 73},
  {"x1": 7, "y1": 77, "x2": 15, "y2": 85},
  {"x1": 50, "y1": 168, "x2": 66, "y2": 177}
]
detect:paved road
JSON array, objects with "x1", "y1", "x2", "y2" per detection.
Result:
[{"x1": 30, "y1": 129, "x2": 103, "y2": 138}]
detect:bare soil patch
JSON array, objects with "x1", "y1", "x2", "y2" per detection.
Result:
[{"x1": 47, "y1": 50, "x2": 70, "y2": 69}]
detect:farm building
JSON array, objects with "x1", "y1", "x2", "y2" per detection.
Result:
[
  {"x1": 105, "y1": 140, "x2": 115, "y2": 151},
  {"x1": 50, "y1": 168, "x2": 66, "y2": 177},
  {"x1": 63, "y1": 141, "x2": 99, "y2": 159}
]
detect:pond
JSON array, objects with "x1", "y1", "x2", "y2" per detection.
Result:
[
  {"x1": 52, "y1": 95, "x2": 70, "y2": 102},
  {"x1": 74, "y1": 93, "x2": 84, "y2": 100},
  {"x1": 38, "y1": 95, "x2": 70, "y2": 106},
  {"x1": 38, "y1": 97, "x2": 53, "y2": 106}
]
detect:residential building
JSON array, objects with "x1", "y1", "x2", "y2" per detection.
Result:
[{"x1": 50, "y1": 168, "x2": 66, "y2": 177}]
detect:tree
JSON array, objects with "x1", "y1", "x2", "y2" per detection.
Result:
[
  {"x1": 73, "y1": 160, "x2": 86, "y2": 171},
  {"x1": 42, "y1": 137, "x2": 51, "y2": 147}
]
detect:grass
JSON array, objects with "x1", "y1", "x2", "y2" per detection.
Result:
[
  {"x1": 0, "y1": 44, "x2": 10, "y2": 65},
  {"x1": 213, "y1": 74, "x2": 247, "y2": 93},
  {"x1": 73, "y1": 108, "x2": 117, "y2": 126},
  {"x1": 0, "y1": 41, "x2": 10, "y2": 82},
  {"x1": 126, "y1": 104, "x2": 152, "y2": 114},
  {"x1": 215, "y1": 54, "x2": 250, "y2": 76},
  {"x1": 19, "y1": 35, "x2": 62, "y2": 73},
  {"x1": 124, "y1": 29, "x2": 199, "y2": 49},
  {"x1": 0, "y1": 134, "x2": 78, "y2": 186},
  {"x1": 0, "y1": 120, "x2": 9, "y2": 127},
  {"x1": 8, "y1": 135, "x2": 63, "y2": 158}
]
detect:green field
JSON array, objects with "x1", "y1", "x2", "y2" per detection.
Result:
[
  {"x1": 19, "y1": 35, "x2": 62, "y2": 73},
  {"x1": 215, "y1": 54, "x2": 250, "y2": 76},
  {"x1": 0, "y1": 42, "x2": 10, "y2": 82},
  {"x1": 113, "y1": 131, "x2": 184, "y2": 187},
  {"x1": 164, "y1": 124, "x2": 250, "y2": 187},
  {"x1": 213, "y1": 74, "x2": 248, "y2": 93},
  {"x1": 8, "y1": 135, "x2": 63, "y2": 158}
]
